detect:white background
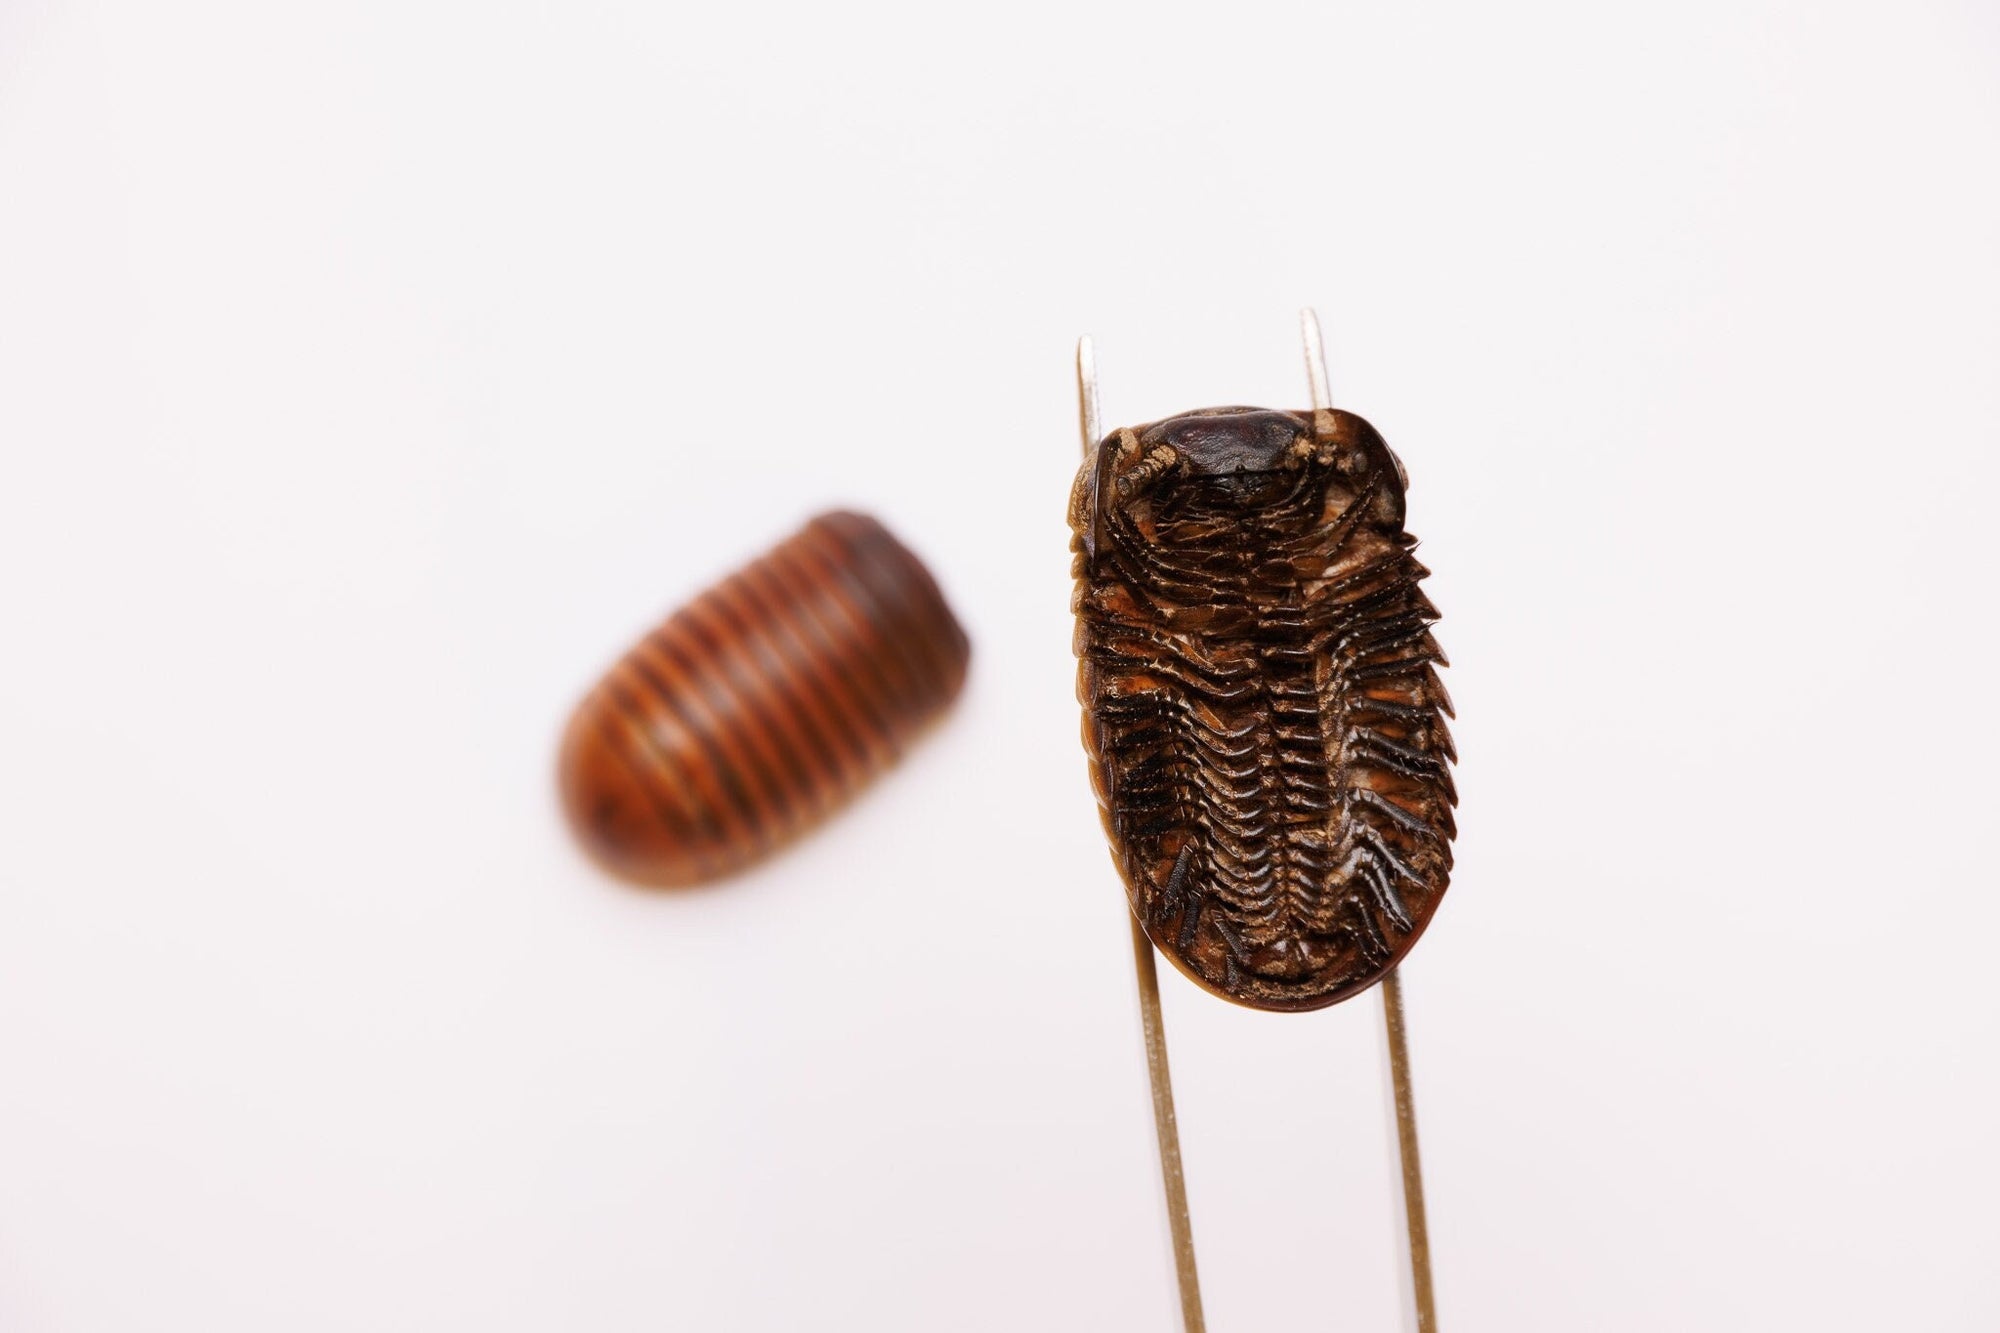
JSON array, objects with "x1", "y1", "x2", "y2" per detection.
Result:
[{"x1": 2, "y1": 2, "x2": 1997, "y2": 1329}]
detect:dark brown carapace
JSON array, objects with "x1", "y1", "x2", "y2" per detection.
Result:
[
  {"x1": 560, "y1": 511, "x2": 969, "y2": 886},
  {"x1": 1070, "y1": 406, "x2": 1455, "y2": 1011}
]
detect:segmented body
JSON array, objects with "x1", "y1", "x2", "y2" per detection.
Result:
[
  {"x1": 560, "y1": 511, "x2": 969, "y2": 886},
  {"x1": 1070, "y1": 406, "x2": 1455, "y2": 1011}
]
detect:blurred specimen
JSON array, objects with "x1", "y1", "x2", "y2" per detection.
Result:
[{"x1": 560, "y1": 511, "x2": 969, "y2": 886}]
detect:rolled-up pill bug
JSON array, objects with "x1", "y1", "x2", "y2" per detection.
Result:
[{"x1": 559, "y1": 510, "x2": 969, "y2": 886}]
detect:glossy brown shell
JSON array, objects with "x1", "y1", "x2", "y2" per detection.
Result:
[
  {"x1": 1069, "y1": 406, "x2": 1456, "y2": 1011},
  {"x1": 560, "y1": 511, "x2": 969, "y2": 886}
]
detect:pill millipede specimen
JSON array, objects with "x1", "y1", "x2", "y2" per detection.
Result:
[
  {"x1": 1069, "y1": 386, "x2": 1456, "y2": 1013},
  {"x1": 559, "y1": 510, "x2": 969, "y2": 887}
]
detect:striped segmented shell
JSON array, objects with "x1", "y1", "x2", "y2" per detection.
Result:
[
  {"x1": 559, "y1": 511, "x2": 969, "y2": 886},
  {"x1": 1069, "y1": 405, "x2": 1455, "y2": 1011}
]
